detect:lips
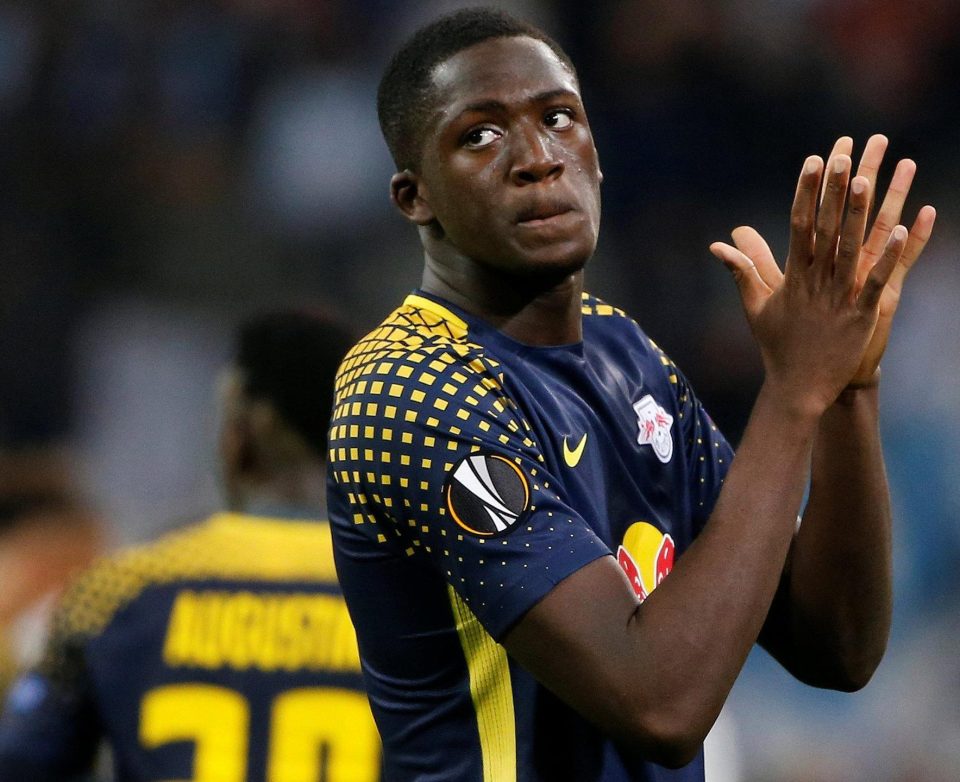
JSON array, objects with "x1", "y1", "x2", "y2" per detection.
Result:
[{"x1": 515, "y1": 200, "x2": 575, "y2": 224}]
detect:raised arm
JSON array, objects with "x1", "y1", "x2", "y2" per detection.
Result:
[
  {"x1": 502, "y1": 150, "x2": 913, "y2": 767},
  {"x1": 737, "y1": 136, "x2": 937, "y2": 687}
]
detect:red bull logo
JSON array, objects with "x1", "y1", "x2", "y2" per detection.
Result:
[
  {"x1": 633, "y1": 394, "x2": 674, "y2": 463},
  {"x1": 616, "y1": 521, "x2": 675, "y2": 602}
]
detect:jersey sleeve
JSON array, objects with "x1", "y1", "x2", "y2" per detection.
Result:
[
  {"x1": 0, "y1": 585, "x2": 102, "y2": 781},
  {"x1": 328, "y1": 342, "x2": 610, "y2": 640}
]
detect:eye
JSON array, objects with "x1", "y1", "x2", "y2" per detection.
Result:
[
  {"x1": 544, "y1": 109, "x2": 574, "y2": 130},
  {"x1": 463, "y1": 126, "x2": 501, "y2": 149}
]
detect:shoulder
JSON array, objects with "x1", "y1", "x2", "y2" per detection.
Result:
[
  {"x1": 581, "y1": 291, "x2": 651, "y2": 345},
  {"x1": 48, "y1": 520, "x2": 216, "y2": 642},
  {"x1": 35, "y1": 520, "x2": 212, "y2": 681},
  {"x1": 339, "y1": 294, "x2": 499, "y2": 373},
  {"x1": 581, "y1": 291, "x2": 692, "y2": 396},
  {"x1": 581, "y1": 291, "x2": 668, "y2": 358},
  {"x1": 580, "y1": 291, "x2": 631, "y2": 321},
  {"x1": 333, "y1": 295, "x2": 511, "y2": 420}
]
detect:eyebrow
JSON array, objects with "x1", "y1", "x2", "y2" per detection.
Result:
[{"x1": 455, "y1": 88, "x2": 580, "y2": 120}]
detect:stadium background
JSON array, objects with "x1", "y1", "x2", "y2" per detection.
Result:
[{"x1": 1, "y1": 1, "x2": 957, "y2": 779}]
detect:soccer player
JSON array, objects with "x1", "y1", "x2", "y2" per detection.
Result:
[
  {"x1": 326, "y1": 8, "x2": 937, "y2": 781},
  {"x1": 0, "y1": 310, "x2": 381, "y2": 782}
]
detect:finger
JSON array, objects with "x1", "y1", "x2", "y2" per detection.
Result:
[
  {"x1": 821, "y1": 136, "x2": 853, "y2": 204},
  {"x1": 731, "y1": 225, "x2": 783, "y2": 289},
  {"x1": 834, "y1": 175, "x2": 870, "y2": 291},
  {"x1": 886, "y1": 204, "x2": 937, "y2": 298},
  {"x1": 859, "y1": 225, "x2": 908, "y2": 312},
  {"x1": 860, "y1": 158, "x2": 917, "y2": 276},
  {"x1": 786, "y1": 156, "x2": 823, "y2": 278},
  {"x1": 710, "y1": 241, "x2": 771, "y2": 315},
  {"x1": 854, "y1": 134, "x2": 888, "y2": 212},
  {"x1": 813, "y1": 154, "x2": 851, "y2": 283}
]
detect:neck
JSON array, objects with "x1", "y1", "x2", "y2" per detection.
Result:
[
  {"x1": 225, "y1": 463, "x2": 327, "y2": 519},
  {"x1": 420, "y1": 250, "x2": 585, "y2": 346}
]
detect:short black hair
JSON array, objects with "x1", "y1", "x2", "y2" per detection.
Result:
[
  {"x1": 235, "y1": 310, "x2": 355, "y2": 457},
  {"x1": 377, "y1": 6, "x2": 577, "y2": 171}
]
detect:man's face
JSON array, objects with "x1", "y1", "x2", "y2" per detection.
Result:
[{"x1": 414, "y1": 36, "x2": 602, "y2": 277}]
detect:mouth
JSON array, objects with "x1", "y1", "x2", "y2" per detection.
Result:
[{"x1": 515, "y1": 201, "x2": 575, "y2": 225}]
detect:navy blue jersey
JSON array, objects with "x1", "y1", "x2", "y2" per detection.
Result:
[
  {"x1": 328, "y1": 292, "x2": 734, "y2": 781},
  {"x1": 0, "y1": 513, "x2": 380, "y2": 782}
]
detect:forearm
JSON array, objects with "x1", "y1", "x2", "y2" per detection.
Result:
[
  {"x1": 507, "y1": 383, "x2": 821, "y2": 766},
  {"x1": 763, "y1": 383, "x2": 892, "y2": 689},
  {"x1": 631, "y1": 384, "x2": 819, "y2": 733}
]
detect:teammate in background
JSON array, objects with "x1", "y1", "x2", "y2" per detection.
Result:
[
  {"x1": 0, "y1": 310, "x2": 381, "y2": 782},
  {"x1": 326, "y1": 8, "x2": 937, "y2": 781}
]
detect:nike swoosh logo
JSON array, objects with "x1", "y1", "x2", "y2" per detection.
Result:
[{"x1": 563, "y1": 433, "x2": 588, "y2": 467}]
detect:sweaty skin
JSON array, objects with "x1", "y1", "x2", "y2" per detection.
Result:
[{"x1": 391, "y1": 35, "x2": 936, "y2": 768}]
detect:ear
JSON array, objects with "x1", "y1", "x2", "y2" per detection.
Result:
[
  {"x1": 587, "y1": 142, "x2": 603, "y2": 185},
  {"x1": 248, "y1": 401, "x2": 279, "y2": 443},
  {"x1": 218, "y1": 371, "x2": 248, "y2": 483},
  {"x1": 390, "y1": 170, "x2": 435, "y2": 226},
  {"x1": 219, "y1": 408, "x2": 256, "y2": 497}
]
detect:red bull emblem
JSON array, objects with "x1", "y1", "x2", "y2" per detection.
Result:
[
  {"x1": 633, "y1": 394, "x2": 674, "y2": 463},
  {"x1": 617, "y1": 521, "x2": 675, "y2": 602}
]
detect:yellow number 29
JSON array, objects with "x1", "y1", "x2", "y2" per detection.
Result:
[{"x1": 140, "y1": 684, "x2": 380, "y2": 782}]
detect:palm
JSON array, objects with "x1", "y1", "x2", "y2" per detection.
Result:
[
  {"x1": 851, "y1": 161, "x2": 935, "y2": 385},
  {"x1": 721, "y1": 136, "x2": 935, "y2": 389},
  {"x1": 853, "y1": 283, "x2": 897, "y2": 385}
]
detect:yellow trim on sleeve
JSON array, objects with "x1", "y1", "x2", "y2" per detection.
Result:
[{"x1": 447, "y1": 586, "x2": 516, "y2": 782}]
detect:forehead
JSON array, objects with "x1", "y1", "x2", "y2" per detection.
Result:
[{"x1": 429, "y1": 36, "x2": 579, "y2": 120}]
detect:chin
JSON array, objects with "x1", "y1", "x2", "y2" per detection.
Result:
[
  {"x1": 537, "y1": 255, "x2": 588, "y2": 279},
  {"x1": 515, "y1": 243, "x2": 593, "y2": 280},
  {"x1": 494, "y1": 257, "x2": 586, "y2": 294}
]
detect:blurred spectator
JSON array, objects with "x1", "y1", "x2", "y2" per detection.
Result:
[{"x1": 0, "y1": 450, "x2": 105, "y2": 698}]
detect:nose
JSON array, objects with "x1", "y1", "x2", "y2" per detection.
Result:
[{"x1": 509, "y1": 124, "x2": 564, "y2": 185}]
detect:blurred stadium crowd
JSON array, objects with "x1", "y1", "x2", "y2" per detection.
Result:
[{"x1": 0, "y1": 1, "x2": 958, "y2": 780}]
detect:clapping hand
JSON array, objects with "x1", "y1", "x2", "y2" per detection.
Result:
[{"x1": 710, "y1": 135, "x2": 936, "y2": 410}]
